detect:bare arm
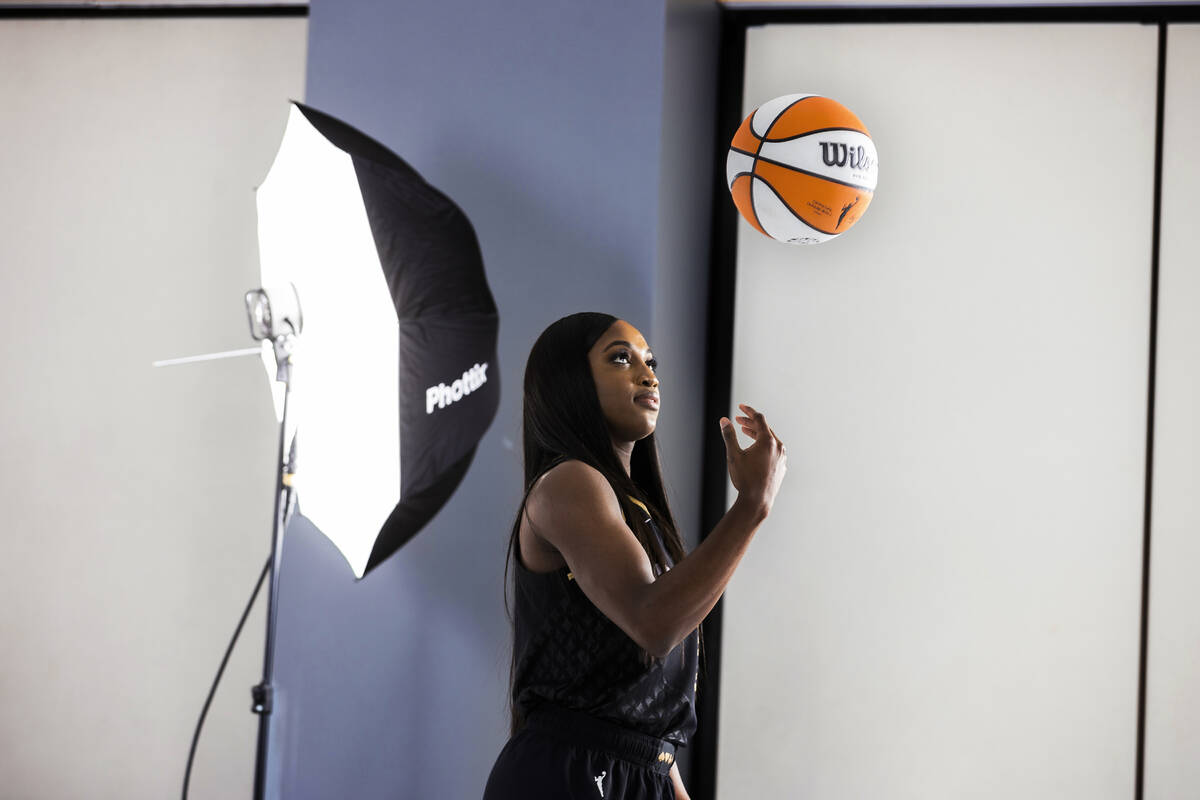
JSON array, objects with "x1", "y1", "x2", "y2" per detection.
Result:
[
  {"x1": 642, "y1": 491, "x2": 766, "y2": 657},
  {"x1": 669, "y1": 762, "x2": 690, "y2": 800},
  {"x1": 523, "y1": 405, "x2": 786, "y2": 659}
]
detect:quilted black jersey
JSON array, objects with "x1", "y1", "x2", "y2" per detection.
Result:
[{"x1": 510, "y1": 495, "x2": 700, "y2": 749}]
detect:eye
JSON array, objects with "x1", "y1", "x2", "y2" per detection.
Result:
[{"x1": 612, "y1": 350, "x2": 657, "y2": 372}]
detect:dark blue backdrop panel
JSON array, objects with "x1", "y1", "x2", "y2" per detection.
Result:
[{"x1": 270, "y1": 2, "x2": 700, "y2": 798}]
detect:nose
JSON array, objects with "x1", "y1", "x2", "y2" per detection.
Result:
[{"x1": 640, "y1": 372, "x2": 658, "y2": 389}]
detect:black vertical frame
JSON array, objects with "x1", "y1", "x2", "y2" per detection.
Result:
[
  {"x1": 692, "y1": 8, "x2": 747, "y2": 800},
  {"x1": 696, "y1": 7, "x2": 1197, "y2": 800},
  {"x1": 1136, "y1": 20, "x2": 1168, "y2": 800}
]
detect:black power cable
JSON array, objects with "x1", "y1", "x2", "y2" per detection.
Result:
[{"x1": 182, "y1": 556, "x2": 271, "y2": 800}]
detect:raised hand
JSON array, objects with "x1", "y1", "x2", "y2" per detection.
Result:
[{"x1": 719, "y1": 403, "x2": 787, "y2": 515}]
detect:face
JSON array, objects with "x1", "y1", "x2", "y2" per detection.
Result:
[{"x1": 587, "y1": 319, "x2": 660, "y2": 444}]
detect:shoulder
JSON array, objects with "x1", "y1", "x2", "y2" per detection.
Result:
[
  {"x1": 520, "y1": 459, "x2": 663, "y2": 657},
  {"x1": 526, "y1": 459, "x2": 624, "y2": 527}
]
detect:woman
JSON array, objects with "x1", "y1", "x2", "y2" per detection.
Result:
[{"x1": 483, "y1": 312, "x2": 787, "y2": 799}]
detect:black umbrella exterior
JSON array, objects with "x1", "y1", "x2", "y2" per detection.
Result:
[{"x1": 256, "y1": 101, "x2": 499, "y2": 578}]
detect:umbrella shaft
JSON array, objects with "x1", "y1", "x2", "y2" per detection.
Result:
[
  {"x1": 253, "y1": 359, "x2": 295, "y2": 800},
  {"x1": 152, "y1": 347, "x2": 263, "y2": 368}
]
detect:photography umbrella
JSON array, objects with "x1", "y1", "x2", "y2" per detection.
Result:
[{"x1": 255, "y1": 101, "x2": 500, "y2": 580}]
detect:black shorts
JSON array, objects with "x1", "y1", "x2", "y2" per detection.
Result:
[{"x1": 482, "y1": 705, "x2": 678, "y2": 799}]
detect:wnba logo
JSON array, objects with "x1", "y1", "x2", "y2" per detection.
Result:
[{"x1": 819, "y1": 142, "x2": 874, "y2": 172}]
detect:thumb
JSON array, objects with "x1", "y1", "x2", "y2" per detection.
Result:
[{"x1": 719, "y1": 417, "x2": 741, "y2": 454}]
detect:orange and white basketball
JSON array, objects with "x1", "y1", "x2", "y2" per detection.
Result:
[{"x1": 727, "y1": 93, "x2": 878, "y2": 245}]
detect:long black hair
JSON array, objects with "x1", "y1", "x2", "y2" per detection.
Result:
[{"x1": 502, "y1": 311, "x2": 704, "y2": 737}]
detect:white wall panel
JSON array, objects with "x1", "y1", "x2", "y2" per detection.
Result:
[
  {"x1": 719, "y1": 23, "x2": 1157, "y2": 798},
  {"x1": 1145, "y1": 23, "x2": 1200, "y2": 800},
  {"x1": 724, "y1": 0, "x2": 1187, "y2": 7},
  {"x1": 0, "y1": 17, "x2": 307, "y2": 800}
]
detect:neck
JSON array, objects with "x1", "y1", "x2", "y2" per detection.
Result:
[{"x1": 612, "y1": 439, "x2": 633, "y2": 477}]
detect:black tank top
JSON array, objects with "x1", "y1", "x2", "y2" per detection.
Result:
[{"x1": 511, "y1": 493, "x2": 700, "y2": 748}]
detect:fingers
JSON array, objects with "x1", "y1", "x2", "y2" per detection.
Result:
[
  {"x1": 738, "y1": 403, "x2": 785, "y2": 450},
  {"x1": 719, "y1": 417, "x2": 742, "y2": 456},
  {"x1": 736, "y1": 403, "x2": 764, "y2": 439},
  {"x1": 739, "y1": 404, "x2": 770, "y2": 432}
]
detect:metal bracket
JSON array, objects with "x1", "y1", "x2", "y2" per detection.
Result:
[{"x1": 251, "y1": 683, "x2": 273, "y2": 715}]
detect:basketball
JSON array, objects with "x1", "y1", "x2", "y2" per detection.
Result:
[{"x1": 726, "y1": 93, "x2": 878, "y2": 245}]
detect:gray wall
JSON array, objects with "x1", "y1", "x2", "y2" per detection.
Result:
[
  {"x1": 0, "y1": 15, "x2": 308, "y2": 799},
  {"x1": 267, "y1": 2, "x2": 718, "y2": 797}
]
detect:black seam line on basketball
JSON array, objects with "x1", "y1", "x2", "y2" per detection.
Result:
[
  {"x1": 727, "y1": 171, "x2": 754, "y2": 191},
  {"x1": 751, "y1": 97, "x2": 816, "y2": 199},
  {"x1": 754, "y1": 154, "x2": 874, "y2": 193},
  {"x1": 753, "y1": 95, "x2": 821, "y2": 144},
  {"x1": 761, "y1": 125, "x2": 870, "y2": 142},
  {"x1": 727, "y1": 152, "x2": 757, "y2": 186},
  {"x1": 748, "y1": 179, "x2": 768, "y2": 235},
  {"x1": 731, "y1": 127, "x2": 872, "y2": 160},
  {"x1": 752, "y1": 176, "x2": 838, "y2": 237}
]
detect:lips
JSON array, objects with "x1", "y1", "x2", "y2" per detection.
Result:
[{"x1": 634, "y1": 391, "x2": 659, "y2": 410}]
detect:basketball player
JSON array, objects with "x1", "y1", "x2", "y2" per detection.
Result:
[{"x1": 482, "y1": 312, "x2": 787, "y2": 799}]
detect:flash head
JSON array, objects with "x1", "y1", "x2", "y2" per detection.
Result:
[{"x1": 245, "y1": 283, "x2": 303, "y2": 342}]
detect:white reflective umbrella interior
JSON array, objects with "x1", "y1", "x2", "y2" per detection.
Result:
[{"x1": 255, "y1": 104, "x2": 401, "y2": 578}]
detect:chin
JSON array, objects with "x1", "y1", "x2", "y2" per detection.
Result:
[
  {"x1": 615, "y1": 422, "x2": 656, "y2": 442},
  {"x1": 635, "y1": 421, "x2": 657, "y2": 440}
]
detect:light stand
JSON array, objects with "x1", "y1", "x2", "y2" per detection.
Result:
[
  {"x1": 155, "y1": 284, "x2": 304, "y2": 800},
  {"x1": 244, "y1": 287, "x2": 302, "y2": 800}
]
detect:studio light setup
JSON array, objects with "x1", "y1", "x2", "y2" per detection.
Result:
[{"x1": 153, "y1": 101, "x2": 500, "y2": 800}]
